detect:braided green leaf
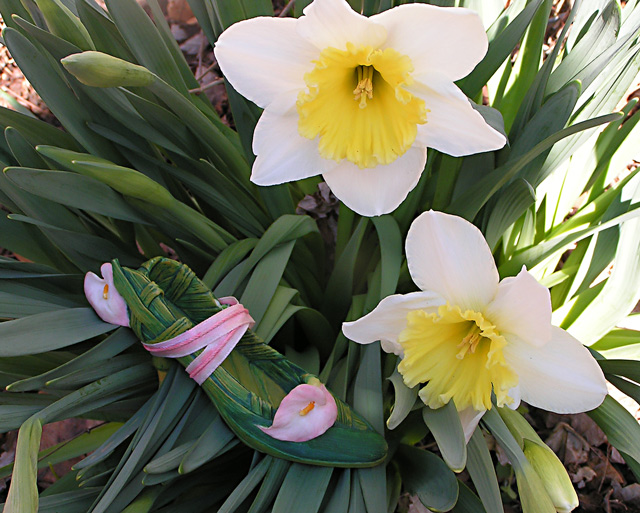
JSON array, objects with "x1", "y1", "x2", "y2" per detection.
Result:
[{"x1": 111, "y1": 257, "x2": 387, "y2": 468}]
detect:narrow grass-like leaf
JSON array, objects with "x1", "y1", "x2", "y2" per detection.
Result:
[
  {"x1": 0, "y1": 423, "x2": 121, "y2": 479},
  {"x1": 2, "y1": 29, "x2": 116, "y2": 158},
  {"x1": 247, "y1": 457, "x2": 290, "y2": 513},
  {"x1": 179, "y1": 415, "x2": 235, "y2": 474},
  {"x1": 103, "y1": 0, "x2": 188, "y2": 94},
  {"x1": 272, "y1": 464, "x2": 332, "y2": 513},
  {"x1": 452, "y1": 481, "x2": 487, "y2": 513},
  {"x1": 467, "y1": 429, "x2": 504, "y2": 513},
  {"x1": 75, "y1": 0, "x2": 135, "y2": 60},
  {"x1": 35, "y1": 147, "x2": 175, "y2": 207},
  {"x1": 4, "y1": 127, "x2": 49, "y2": 168},
  {"x1": 386, "y1": 367, "x2": 417, "y2": 430},
  {"x1": 8, "y1": 328, "x2": 136, "y2": 391},
  {"x1": 45, "y1": 353, "x2": 149, "y2": 388},
  {"x1": 0, "y1": 308, "x2": 114, "y2": 356},
  {"x1": 74, "y1": 399, "x2": 152, "y2": 471},
  {"x1": 215, "y1": 215, "x2": 317, "y2": 296},
  {"x1": 34, "y1": 0, "x2": 94, "y2": 50},
  {"x1": 459, "y1": 0, "x2": 544, "y2": 98},
  {"x1": 354, "y1": 343, "x2": 386, "y2": 513},
  {"x1": 4, "y1": 167, "x2": 149, "y2": 223},
  {"x1": 3, "y1": 417, "x2": 42, "y2": 513},
  {"x1": 372, "y1": 215, "x2": 402, "y2": 298},
  {"x1": 0, "y1": 215, "x2": 68, "y2": 270},
  {"x1": 502, "y1": 204, "x2": 640, "y2": 278},
  {"x1": 449, "y1": 112, "x2": 621, "y2": 221},
  {"x1": 0, "y1": 107, "x2": 79, "y2": 150},
  {"x1": 422, "y1": 402, "x2": 467, "y2": 472},
  {"x1": 485, "y1": 179, "x2": 536, "y2": 250},
  {"x1": 320, "y1": 469, "x2": 350, "y2": 513},
  {"x1": 588, "y1": 395, "x2": 640, "y2": 467},
  {"x1": 217, "y1": 455, "x2": 271, "y2": 513},
  {"x1": 497, "y1": 0, "x2": 552, "y2": 131},
  {"x1": 203, "y1": 239, "x2": 258, "y2": 289},
  {"x1": 483, "y1": 409, "x2": 556, "y2": 513},
  {"x1": 322, "y1": 218, "x2": 368, "y2": 324},
  {"x1": 240, "y1": 241, "x2": 295, "y2": 328},
  {"x1": 91, "y1": 368, "x2": 194, "y2": 513},
  {"x1": 546, "y1": 1, "x2": 622, "y2": 95}
]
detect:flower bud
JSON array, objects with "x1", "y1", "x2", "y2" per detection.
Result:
[
  {"x1": 61, "y1": 52, "x2": 155, "y2": 88},
  {"x1": 524, "y1": 439, "x2": 579, "y2": 513}
]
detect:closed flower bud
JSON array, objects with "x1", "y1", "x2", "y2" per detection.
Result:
[
  {"x1": 61, "y1": 52, "x2": 155, "y2": 88},
  {"x1": 524, "y1": 439, "x2": 579, "y2": 513}
]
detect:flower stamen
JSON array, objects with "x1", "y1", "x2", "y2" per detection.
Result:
[
  {"x1": 353, "y1": 65, "x2": 374, "y2": 108},
  {"x1": 103, "y1": 284, "x2": 109, "y2": 300},
  {"x1": 299, "y1": 401, "x2": 315, "y2": 416},
  {"x1": 456, "y1": 323, "x2": 483, "y2": 359}
]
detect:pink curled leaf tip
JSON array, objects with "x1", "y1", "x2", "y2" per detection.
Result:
[
  {"x1": 84, "y1": 263, "x2": 130, "y2": 327},
  {"x1": 259, "y1": 382, "x2": 338, "y2": 442},
  {"x1": 142, "y1": 300, "x2": 254, "y2": 385}
]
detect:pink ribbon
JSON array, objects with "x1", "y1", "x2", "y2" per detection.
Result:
[{"x1": 142, "y1": 297, "x2": 254, "y2": 385}]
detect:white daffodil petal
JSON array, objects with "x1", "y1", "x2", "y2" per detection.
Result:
[
  {"x1": 342, "y1": 291, "x2": 445, "y2": 355},
  {"x1": 297, "y1": 0, "x2": 386, "y2": 51},
  {"x1": 214, "y1": 17, "x2": 317, "y2": 110},
  {"x1": 508, "y1": 385, "x2": 521, "y2": 410},
  {"x1": 322, "y1": 147, "x2": 427, "y2": 217},
  {"x1": 372, "y1": 4, "x2": 488, "y2": 81},
  {"x1": 458, "y1": 406, "x2": 485, "y2": 443},
  {"x1": 410, "y1": 72, "x2": 507, "y2": 157},
  {"x1": 505, "y1": 328, "x2": 607, "y2": 414},
  {"x1": 406, "y1": 211, "x2": 499, "y2": 311},
  {"x1": 485, "y1": 267, "x2": 552, "y2": 348},
  {"x1": 251, "y1": 109, "x2": 333, "y2": 186}
]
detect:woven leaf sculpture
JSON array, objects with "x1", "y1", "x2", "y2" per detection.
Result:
[{"x1": 110, "y1": 256, "x2": 387, "y2": 467}]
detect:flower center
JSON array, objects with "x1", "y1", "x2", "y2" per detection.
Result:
[
  {"x1": 398, "y1": 304, "x2": 518, "y2": 412},
  {"x1": 297, "y1": 43, "x2": 427, "y2": 169},
  {"x1": 103, "y1": 284, "x2": 109, "y2": 300},
  {"x1": 353, "y1": 65, "x2": 374, "y2": 108},
  {"x1": 299, "y1": 401, "x2": 315, "y2": 416}
]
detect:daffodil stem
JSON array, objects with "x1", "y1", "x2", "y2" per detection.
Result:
[
  {"x1": 188, "y1": 77, "x2": 225, "y2": 94},
  {"x1": 279, "y1": 0, "x2": 295, "y2": 17}
]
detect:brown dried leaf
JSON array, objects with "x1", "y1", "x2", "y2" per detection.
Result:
[
  {"x1": 166, "y1": 0, "x2": 195, "y2": 23},
  {"x1": 570, "y1": 414, "x2": 607, "y2": 447},
  {"x1": 572, "y1": 466, "x2": 598, "y2": 488}
]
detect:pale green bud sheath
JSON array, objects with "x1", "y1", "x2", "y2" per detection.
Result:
[
  {"x1": 524, "y1": 439, "x2": 579, "y2": 513},
  {"x1": 61, "y1": 52, "x2": 155, "y2": 88}
]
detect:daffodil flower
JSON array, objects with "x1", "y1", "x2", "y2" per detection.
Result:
[
  {"x1": 259, "y1": 379, "x2": 338, "y2": 442},
  {"x1": 214, "y1": 0, "x2": 506, "y2": 216},
  {"x1": 342, "y1": 211, "x2": 607, "y2": 439},
  {"x1": 84, "y1": 263, "x2": 129, "y2": 327}
]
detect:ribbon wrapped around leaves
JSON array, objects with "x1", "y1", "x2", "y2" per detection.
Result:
[
  {"x1": 142, "y1": 297, "x2": 253, "y2": 385},
  {"x1": 86, "y1": 257, "x2": 387, "y2": 467}
]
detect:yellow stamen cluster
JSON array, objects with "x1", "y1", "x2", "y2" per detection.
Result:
[
  {"x1": 353, "y1": 65, "x2": 374, "y2": 108},
  {"x1": 103, "y1": 283, "x2": 109, "y2": 300}
]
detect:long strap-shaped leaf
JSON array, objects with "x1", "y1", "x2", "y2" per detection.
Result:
[{"x1": 111, "y1": 257, "x2": 387, "y2": 467}]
